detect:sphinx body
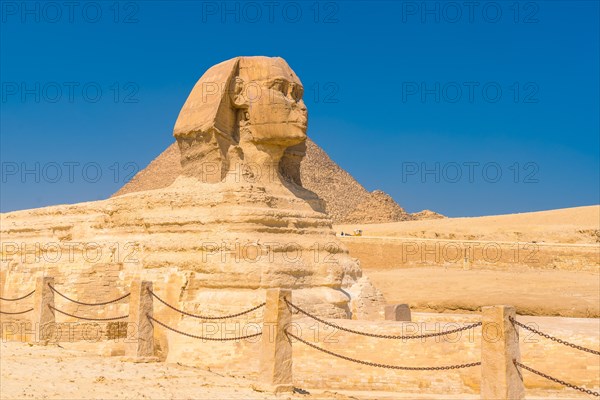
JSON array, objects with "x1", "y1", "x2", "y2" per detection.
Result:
[{"x1": 0, "y1": 56, "x2": 384, "y2": 360}]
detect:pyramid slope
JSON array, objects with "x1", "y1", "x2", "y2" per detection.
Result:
[
  {"x1": 112, "y1": 142, "x2": 180, "y2": 197},
  {"x1": 344, "y1": 190, "x2": 414, "y2": 224}
]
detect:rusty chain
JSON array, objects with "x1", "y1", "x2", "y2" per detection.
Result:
[
  {"x1": 510, "y1": 317, "x2": 600, "y2": 356},
  {"x1": 0, "y1": 290, "x2": 35, "y2": 302},
  {"x1": 0, "y1": 308, "x2": 33, "y2": 315},
  {"x1": 148, "y1": 289, "x2": 265, "y2": 320},
  {"x1": 48, "y1": 283, "x2": 130, "y2": 306},
  {"x1": 285, "y1": 299, "x2": 481, "y2": 339},
  {"x1": 147, "y1": 314, "x2": 263, "y2": 341},
  {"x1": 514, "y1": 360, "x2": 600, "y2": 397},
  {"x1": 49, "y1": 305, "x2": 128, "y2": 321},
  {"x1": 286, "y1": 330, "x2": 480, "y2": 370}
]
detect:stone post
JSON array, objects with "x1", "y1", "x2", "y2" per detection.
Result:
[
  {"x1": 384, "y1": 304, "x2": 411, "y2": 321},
  {"x1": 124, "y1": 280, "x2": 156, "y2": 362},
  {"x1": 259, "y1": 288, "x2": 293, "y2": 393},
  {"x1": 30, "y1": 276, "x2": 55, "y2": 344},
  {"x1": 0, "y1": 269, "x2": 6, "y2": 299},
  {"x1": 480, "y1": 305, "x2": 524, "y2": 400}
]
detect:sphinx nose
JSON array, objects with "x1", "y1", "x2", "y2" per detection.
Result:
[{"x1": 292, "y1": 100, "x2": 307, "y2": 111}]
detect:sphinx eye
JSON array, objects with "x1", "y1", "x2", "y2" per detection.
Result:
[
  {"x1": 269, "y1": 79, "x2": 287, "y2": 93},
  {"x1": 293, "y1": 85, "x2": 304, "y2": 101}
]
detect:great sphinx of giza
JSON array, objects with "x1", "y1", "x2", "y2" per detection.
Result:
[{"x1": 0, "y1": 57, "x2": 385, "y2": 345}]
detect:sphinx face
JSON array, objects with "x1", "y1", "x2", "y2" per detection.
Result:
[
  {"x1": 240, "y1": 59, "x2": 308, "y2": 147},
  {"x1": 173, "y1": 56, "x2": 309, "y2": 183}
]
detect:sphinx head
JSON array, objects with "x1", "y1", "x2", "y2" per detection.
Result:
[{"x1": 173, "y1": 56, "x2": 307, "y2": 184}]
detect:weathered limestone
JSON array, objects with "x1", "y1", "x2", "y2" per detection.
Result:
[
  {"x1": 124, "y1": 280, "x2": 156, "y2": 362},
  {"x1": 30, "y1": 276, "x2": 55, "y2": 344},
  {"x1": 384, "y1": 304, "x2": 411, "y2": 321},
  {"x1": 0, "y1": 269, "x2": 6, "y2": 298},
  {"x1": 259, "y1": 288, "x2": 293, "y2": 393},
  {"x1": 480, "y1": 305, "x2": 524, "y2": 400}
]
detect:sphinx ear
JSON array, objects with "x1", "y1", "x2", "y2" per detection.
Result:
[{"x1": 230, "y1": 77, "x2": 249, "y2": 109}]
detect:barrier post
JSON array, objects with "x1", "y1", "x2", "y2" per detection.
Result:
[
  {"x1": 0, "y1": 270, "x2": 6, "y2": 299},
  {"x1": 30, "y1": 276, "x2": 55, "y2": 345},
  {"x1": 259, "y1": 288, "x2": 293, "y2": 393},
  {"x1": 124, "y1": 280, "x2": 156, "y2": 362},
  {"x1": 480, "y1": 305, "x2": 524, "y2": 399}
]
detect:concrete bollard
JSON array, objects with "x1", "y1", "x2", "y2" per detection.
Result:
[
  {"x1": 384, "y1": 304, "x2": 412, "y2": 321},
  {"x1": 258, "y1": 288, "x2": 293, "y2": 393},
  {"x1": 480, "y1": 305, "x2": 524, "y2": 400},
  {"x1": 30, "y1": 276, "x2": 55, "y2": 344},
  {"x1": 124, "y1": 280, "x2": 157, "y2": 362}
]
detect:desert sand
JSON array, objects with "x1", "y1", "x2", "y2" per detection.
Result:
[
  {"x1": 1, "y1": 313, "x2": 597, "y2": 400},
  {"x1": 335, "y1": 205, "x2": 600, "y2": 317},
  {"x1": 336, "y1": 205, "x2": 600, "y2": 244}
]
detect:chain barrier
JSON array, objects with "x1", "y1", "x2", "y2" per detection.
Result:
[
  {"x1": 0, "y1": 308, "x2": 34, "y2": 315},
  {"x1": 147, "y1": 314, "x2": 263, "y2": 341},
  {"x1": 0, "y1": 290, "x2": 35, "y2": 302},
  {"x1": 285, "y1": 330, "x2": 480, "y2": 370},
  {"x1": 49, "y1": 305, "x2": 128, "y2": 321},
  {"x1": 285, "y1": 299, "x2": 481, "y2": 339},
  {"x1": 148, "y1": 289, "x2": 265, "y2": 320},
  {"x1": 514, "y1": 360, "x2": 600, "y2": 397},
  {"x1": 510, "y1": 317, "x2": 600, "y2": 356},
  {"x1": 48, "y1": 283, "x2": 130, "y2": 306}
]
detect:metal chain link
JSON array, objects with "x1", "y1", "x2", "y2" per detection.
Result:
[
  {"x1": 510, "y1": 317, "x2": 600, "y2": 356},
  {"x1": 0, "y1": 290, "x2": 35, "y2": 302},
  {"x1": 285, "y1": 299, "x2": 481, "y2": 339},
  {"x1": 147, "y1": 314, "x2": 263, "y2": 341},
  {"x1": 148, "y1": 289, "x2": 265, "y2": 320},
  {"x1": 0, "y1": 308, "x2": 33, "y2": 315},
  {"x1": 49, "y1": 305, "x2": 128, "y2": 321},
  {"x1": 286, "y1": 330, "x2": 481, "y2": 370},
  {"x1": 514, "y1": 360, "x2": 600, "y2": 397},
  {"x1": 48, "y1": 284, "x2": 130, "y2": 306}
]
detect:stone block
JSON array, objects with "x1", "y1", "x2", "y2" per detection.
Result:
[
  {"x1": 259, "y1": 288, "x2": 293, "y2": 393},
  {"x1": 30, "y1": 276, "x2": 55, "y2": 345},
  {"x1": 124, "y1": 280, "x2": 157, "y2": 362},
  {"x1": 384, "y1": 304, "x2": 411, "y2": 321},
  {"x1": 480, "y1": 305, "x2": 524, "y2": 400}
]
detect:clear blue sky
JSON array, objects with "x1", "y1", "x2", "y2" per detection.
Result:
[{"x1": 1, "y1": 0, "x2": 598, "y2": 217}]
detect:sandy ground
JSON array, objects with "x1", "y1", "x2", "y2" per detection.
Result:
[
  {"x1": 0, "y1": 340, "x2": 595, "y2": 400},
  {"x1": 367, "y1": 267, "x2": 600, "y2": 317},
  {"x1": 0, "y1": 341, "x2": 485, "y2": 400},
  {"x1": 335, "y1": 205, "x2": 600, "y2": 317},
  {"x1": 0, "y1": 341, "x2": 362, "y2": 400},
  {"x1": 336, "y1": 205, "x2": 600, "y2": 244}
]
